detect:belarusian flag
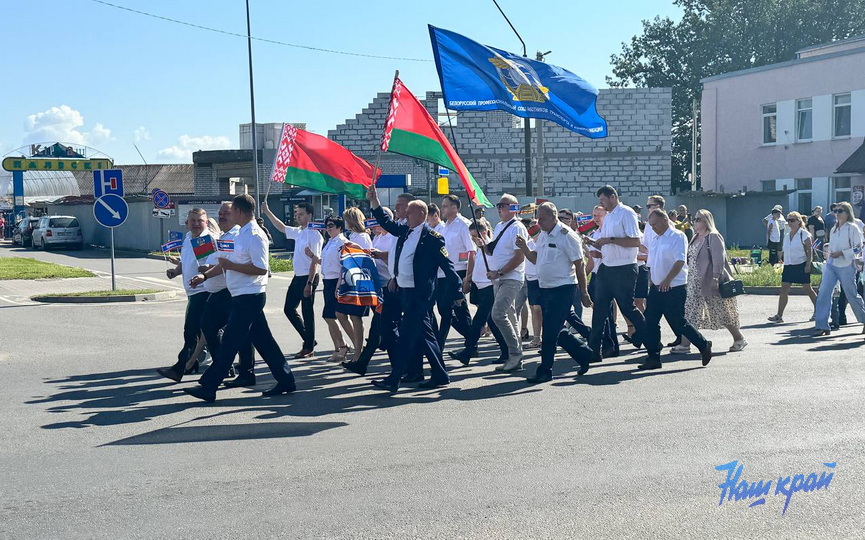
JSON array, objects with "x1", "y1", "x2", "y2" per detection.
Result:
[
  {"x1": 380, "y1": 77, "x2": 492, "y2": 207},
  {"x1": 270, "y1": 124, "x2": 379, "y2": 199}
]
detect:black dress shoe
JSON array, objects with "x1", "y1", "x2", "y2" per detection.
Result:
[
  {"x1": 448, "y1": 348, "x2": 477, "y2": 366},
  {"x1": 491, "y1": 355, "x2": 507, "y2": 365},
  {"x1": 184, "y1": 360, "x2": 200, "y2": 375},
  {"x1": 700, "y1": 341, "x2": 713, "y2": 367},
  {"x1": 813, "y1": 329, "x2": 831, "y2": 337},
  {"x1": 183, "y1": 385, "x2": 216, "y2": 403},
  {"x1": 418, "y1": 379, "x2": 449, "y2": 389},
  {"x1": 372, "y1": 379, "x2": 398, "y2": 393},
  {"x1": 667, "y1": 337, "x2": 682, "y2": 347},
  {"x1": 224, "y1": 374, "x2": 257, "y2": 388},
  {"x1": 589, "y1": 354, "x2": 603, "y2": 364},
  {"x1": 402, "y1": 373, "x2": 424, "y2": 383},
  {"x1": 576, "y1": 358, "x2": 590, "y2": 376},
  {"x1": 156, "y1": 366, "x2": 183, "y2": 383},
  {"x1": 637, "y1": 361, "x2": 662, "y2": 370},
  {"x1": 602, "y1": 347, "x2": 620, "y2": 358},
  {"x1": 526, "y1": 372, "x2": 553, "y2": 384},
  {"x1": 262, "y1": 381, "x2": 296, "y2": 396},
  {"x1": 341, "y1": 361, "x2": 367, "y2": 376}
]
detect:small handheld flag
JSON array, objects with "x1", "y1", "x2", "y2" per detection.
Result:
[
  {"x1": 161, "y1": 239, "x2": 183, "y2": 252},
  {"x1": 216, "y1": 239, "x2": 235, "y2": 252},
  {"x1": 191, "y1": 235, "x2": 216, "y2": 260},
  {"x1": 364, "y1": 218, "x2": 379, "y2": 228},
  {"x1": 308, "y1": 222, "x2": 326, "y2": 230},
  {"x1": 509, "y1": 204, "x2": 521, "y2": 212}
]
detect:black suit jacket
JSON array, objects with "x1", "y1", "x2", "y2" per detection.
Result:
[{"x1": 372, "y1": 205, "x2": 461, "y2": 306}]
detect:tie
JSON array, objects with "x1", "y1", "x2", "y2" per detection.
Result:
[{"x1": 393, "y1": 228, "x2": 412, "y2": 278}]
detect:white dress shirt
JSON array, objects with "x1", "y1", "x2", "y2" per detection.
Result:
[
  {"x1": 489, "y1": 217, "x2": 528, "y2": 280},
  {"x1": 347, "y1": 231, "x2": 373, "y2": 250},
  {"x1": 441, "y1": 217, "x2": 475, "y2": 274},
  {"x1": 203, "y1": 225, "x2": 239, "y2": 293},
  {"x1": 767, "y1": 217, "x2": 781, "y2": 242},
  {"x1": 373, "y1": 233, "x2": 396, "y2": 283},
  {"x1": 285, "y1": 225, "x2": 323, "y2": 277},
  {"x1": 782, "y1": 228, "x2": 811, "y2": 266},
  {"x1": 524, "y1": 238, "x2": 538, "y2": 281},
  {"x1": 827, "y1": 222, "x2": 863, "y2": 268},
  {"x1": 641, "y1": 223, "x2": 657, "y2": 268},
  {"x1": 588, "y1": 229, "x2": 602, "y2": 275},
  {"x1": 223, "y1": 220, "x2": 269, "y2": 296},
  {"x1": 597, "y1": 203, "x2": 641, "y2": 267},
  {"x1": 647, "y1": 226, "x2": 688, "y2": 287},
  {"x1": 394, "y1": 224, "x2": 424, "y2": 288},
  {"x1": 321, "y1": 234, "x2": 346, "y2": 279},
  {"x1": 181, "y1": 232, "x2": 207, "y2": 296},
  {"x1": 535, "y1": 223, "x2": 583, "y2": 289},
  {"x1": 470, "y1": 245, "x2": 492, "y2": 290}
]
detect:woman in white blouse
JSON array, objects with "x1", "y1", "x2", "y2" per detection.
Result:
[
  {"x1": 340, "y1": 207, "x2": 373, "y2": 361},
  {"x1": 307, "y1": 216, "x2": 350, "y2": 361},
  {"x1": 813, "y1": 202, "x2": 865, "y2": 336},
  {"x1": 768, "y1": 211, "x2": 817, "y2": 323}
]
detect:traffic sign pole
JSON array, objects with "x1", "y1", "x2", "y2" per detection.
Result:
[
  {"x1": 93, "y1": 170, "x2": 127, "y2": 291},
  {"x1": 110, "y1": 228, "x2": 116, "y2": 291}
]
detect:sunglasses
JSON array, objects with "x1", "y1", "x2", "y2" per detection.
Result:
[
  {"x1": 325, "y1": 223, "x2": 337, "y2": 228},
  {"x1": 646, "y1": 204, "x2": 660, "y2": 209},
  {"x1": 786, "y1": 218, "x2": 797, "y2": 222},
  {"x1": 495, "y1": 203, "x2": 509, "y2": 209},
  {"x1": 833, "y1": 209, "x2": 846, "y2": 214},
  {"x1": 693, "y1": 217, "x2": 702, "y2": 222}
]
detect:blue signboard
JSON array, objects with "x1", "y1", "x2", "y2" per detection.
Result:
[
  {"x1": 94, "y1": 169, "x2": 124, "y2": 198},
  {"x1": 93, "y1": 194, "x2": 129, "y2": 228},
  {"x1": 376, "y1": 174, "x2": 411, "y2": 189}
]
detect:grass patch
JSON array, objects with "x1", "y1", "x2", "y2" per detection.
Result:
[
  {"x1": 33, "y1": 289, "x2": 162, "y2": 299},
  {"x1": 269, "y1": 256, "x2": 294, "y2": 273},
  {"x1": 732, "y1": 263, "x2": 821, "y2": 287},
  {"x1": 0, "y1": 258, "x2": 95, "y2": 280}
]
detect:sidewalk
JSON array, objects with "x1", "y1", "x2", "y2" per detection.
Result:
[{"x1": 0, "y1": 274, "x2": 176, "y2": 304}]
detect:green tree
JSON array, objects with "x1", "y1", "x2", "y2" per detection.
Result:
[{"x1": 608, "y1": 0, "x2": 865, "y2": 193}]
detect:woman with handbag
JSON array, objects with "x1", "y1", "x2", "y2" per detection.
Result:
[
  {"x1": 673, "y1": 209, "x2": 747, "y2": 353},
  {"x1": 812, "y1": 202, "x2": 865, "y2": 337},
  {"x1": 768, "y1": 211, "x2": 818, "y2": 323}
]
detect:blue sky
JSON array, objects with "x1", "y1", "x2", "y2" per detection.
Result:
[{"x1": 0, "y1": 0, "x2": 682, "y2": 164}]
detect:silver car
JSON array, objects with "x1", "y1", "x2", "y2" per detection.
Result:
[{"x1": 32, "y1": 215, "x2": 84, "y2": 250}]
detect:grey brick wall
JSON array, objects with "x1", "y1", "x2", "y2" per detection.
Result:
[{"x1": 328, "y1": 88, "x2": 672, "y2": 200}]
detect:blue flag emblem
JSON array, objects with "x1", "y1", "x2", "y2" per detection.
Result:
[{"x1": 429, "y1": 25, "x2": 607, "y2": 138}]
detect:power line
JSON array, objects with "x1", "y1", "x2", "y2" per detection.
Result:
[{"x1": 89, "y1": 0, "x2": 432, "y2": 63}]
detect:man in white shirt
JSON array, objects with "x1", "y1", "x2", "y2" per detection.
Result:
[
  {"x1": 156, "y1": 208, "x2": 210, "y2": 383},
  {"x1": 184, "y1": 195, "x2": 297, "y2": 402},
  {"x1": 487, "y1": 193, "x2": 529, "y2": 372},
  {"x1": 643, "y1": 195, "x2": 682, "y2": 348},
  {"x1": 766, "y1": 207, "x2": 783, "y2": 265},
  {"x1": 640, "y1": 209, "x2": 712, "y2": 370},
  {"x1": 516, "y1": 203, "x2": 593, "y2": 383},
  {"x1": 262, "y1": 200, "x2": 322, "y2": 358},
  {"x1": 585, "y1": 185, "x2": 647, "y2": 362},
  {"x1": 585, "y1": 204, "x2": 618, "y2": 356},
  {"x1": 435, "y1": 194, "x2": 475, "y2": 348}
]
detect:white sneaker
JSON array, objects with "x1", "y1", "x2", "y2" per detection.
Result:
[{"x1": 670, "y1": 345, "x2": 692, "y2": 354}]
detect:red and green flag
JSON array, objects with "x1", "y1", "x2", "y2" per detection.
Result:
[
  {"x1": 270, "y1": 124, "x2": 379, "y2": 199},
  {"x1": 191, "y1": 235, "x2": 216, "y2": 260},
  {"x1": 380, "y1": 77, "x2": 492, "y2": 208}
]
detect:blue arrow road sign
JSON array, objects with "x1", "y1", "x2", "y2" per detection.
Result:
[
  {"x1": 153, "y1": 189, "x2": 171, "y2": 209},
  {"x1": 94, "y1": 170, "x2": 124, "y2": 198},
  {"x1": 93, "y1": 194, "x2": 129, "y2": 228}
]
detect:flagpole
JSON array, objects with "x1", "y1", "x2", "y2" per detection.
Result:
[
  {"x1": 443, "y1": 109, "x2": 491, "y2": 272},
  {"x1": 245, "y1": 0, "x2": 261, "y2": 217},
  {"x1": 370, "y1": 70, "x2": 400, "y2": 191}
]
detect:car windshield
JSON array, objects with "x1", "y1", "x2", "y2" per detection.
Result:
[{"x1": 49, "y1": 218, "x2": 78, "y2": 228}]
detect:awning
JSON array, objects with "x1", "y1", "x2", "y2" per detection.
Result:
[{"x1": 836, "y1": 140, "x2": 865, "y2": 174}]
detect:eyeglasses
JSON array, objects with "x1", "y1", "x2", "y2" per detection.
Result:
[
  {"x1": 833, "y1": 209, "x2": 846, "y2": 214},
  {"x1": 646, "y1": 204, "x2": 660, "y2": 209},
  {"x1": 325, "y1": 223, "x2": 337, "y2": 228},
  {"x1": 495, "y1": 203, "x2": 509, "y2": 209},
  {"x1": 693, "y1": 217, "x2": 702, "y2": 222}
]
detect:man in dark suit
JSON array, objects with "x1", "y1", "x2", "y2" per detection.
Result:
[{"x1": 367, "y1": 184, "x2": 462, "y2": 393}]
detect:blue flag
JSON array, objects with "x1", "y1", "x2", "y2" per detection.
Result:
[{"x1": 429, "y1": 25, "x2": 607, "y2": 138}]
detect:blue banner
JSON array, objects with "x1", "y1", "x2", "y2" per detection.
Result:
[{"x1": 429, "y1": 25, "x2": 607, "y2": 138}]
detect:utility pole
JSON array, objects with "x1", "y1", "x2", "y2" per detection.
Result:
[
  {"x1": 692, "y1": 98, "x2": 699, "y2": 191},
  {"x1": 536, "y1": 50, "x2": 552, "y2": 198}
]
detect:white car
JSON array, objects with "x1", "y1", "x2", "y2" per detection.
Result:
[{"x1": 32, "y1": 215, "x2": 84, "y2": 250}]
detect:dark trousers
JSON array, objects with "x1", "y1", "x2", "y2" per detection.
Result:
[
  {"x1": 463, "y1": 284, "x2": 508, "y2": 356},
  {"x1": 833, "y1": 272, "x2": 863, "y2": 326},
  {"x1": 537, "y1": 285, "x2": 593, "y2": 376},
  {"x1": 571, "y1": 286, "x2": 584, "y2": 320},
  {"x1": 767, "y1": 240, "x2": 782, "y2": 265},
  {"x1": 644, "y1": 284, "x2": 708, "y2": 361},
  {"x1": 384, "y1": 288, "x2": 449, "y2": 385},
  {"x1": 202, "y1": 289, "x2": 255, "y2": 376},
  {"x1": 356, "y1": 286, "x2": 399, "y2": 369},
  {"x1": 284, "y1": 275, "x2": 316, "y2": 349},
  {"x1": 198, "y1": 293, "x2": 295, "y2": 392},
  {"x1": 435, "y1": 270, "x2": 472, "y2": 348},
  {"x1": 587, "y1": 274, "x2": 618, "y2": 353},
  {"x1": 589, "y1": 264, "x2": 644, "y2": 355},
  {"x1": 175, "y1": 292, "x2": 210, "y2": 368}
]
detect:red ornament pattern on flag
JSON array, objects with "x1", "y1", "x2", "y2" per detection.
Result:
[
  {"x1": 380, "y1": 77, "x2": 402, "y2": 152},
  {"x1": 270, "y1": 123, "x2": 298, "y2": 184}
]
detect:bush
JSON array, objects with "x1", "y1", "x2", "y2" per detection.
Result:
[
  {"x1": 269, "y1": 256, "x2": 293, "y2": 273},
  {"x1": 732, "y1": 262, "x2": 820, "y2": 287}
]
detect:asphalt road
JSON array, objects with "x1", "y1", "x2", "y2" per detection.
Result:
[{"x1": 1, "y1": 246, "x2": 863, "y2": 538}]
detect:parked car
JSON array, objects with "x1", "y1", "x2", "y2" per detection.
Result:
[
  {"x1": 12, "y1": 217, "x2": 40, "y2": 247},
  {"x1": 32, "y1": 215, "x2": 83, "y2": 250}
]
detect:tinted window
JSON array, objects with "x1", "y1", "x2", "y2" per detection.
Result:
[{"x1": 49, "y1": 217, "x2": 78, "y2": 228}]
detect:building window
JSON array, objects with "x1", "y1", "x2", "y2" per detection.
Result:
[
  {"x1": 796, "y1": 99, "x2": 812, "y2": 141},
  {"x1": 834, "y1": 93, "x2": 851, "y2": 138},
  {"x1": 833, "y1": 176, "x2": 852, "y2": 202},
  {"x1": 761, "y1": 180, "x2": 775, "y2": 192},
  {"x1": 762, "y1": 104, "x2": 777, "y2": 144},
  {"x1": 795, "y1": 178, "x2": 812, "y2": 214}
]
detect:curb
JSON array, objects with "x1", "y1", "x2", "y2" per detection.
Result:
[
  {"x1": 32, "y1": 291, "x2": 177, "y2": 304},
  {"x1": 744, "y1": 287, "x2": 811, "y2": 295}
]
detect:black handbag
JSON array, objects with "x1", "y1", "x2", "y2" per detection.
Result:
[{"x1": 719, "y1": 277, "x2": 745, "y2": 298}]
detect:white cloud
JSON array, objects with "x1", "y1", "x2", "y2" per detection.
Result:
[
  {"x1": 23, "y1": 105, "x2": 113, "y2": 147},
  {"x1": 157, "y1": 134, "x2": 232, "y2": 162},
  {"x1": 133, "y1": 126, "x2": 151, "y2": 142}
]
